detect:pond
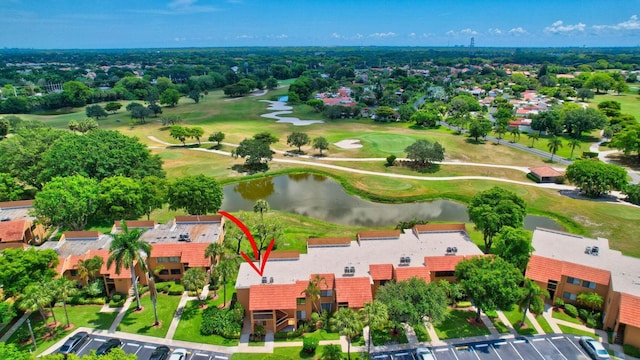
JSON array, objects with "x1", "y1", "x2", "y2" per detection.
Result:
[{"x1": 221, "y1": 174, "x2": 564, "y2": 231}]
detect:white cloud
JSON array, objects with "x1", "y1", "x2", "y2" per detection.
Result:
[
  {"x1": 509, "y1": 27, "x2": 527, "y2": 35},
  {"x1": 369, "y1": 32, "x2": 397, "y2": 38},
  {"x1": 488, "y1": 28, "x2": 503, "y2": 35},
  {"x1": 593, "y1": 15, "x2": 640, "y2": 32},
  {"x1": 545, "y1": 20, "x2": 586, "y2": 34},
  {"x1": 409, "y1": 32, "x2": 416, "y2": 38},
  {"x1": 331, "y1": 33, "x2": 363, "y2": 40},
  {"x1": 446, "y1": 28, "x2": 478, "y2": 37},
  {"x1": 268, "y1": 34, "x2": 288, "y2": 39},
  {"x1": 236, "y1": 34, "x2": 254, "y2": 39}
]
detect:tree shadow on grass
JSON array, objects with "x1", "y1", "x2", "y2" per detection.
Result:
[
  {"x1": 180, "y1": 301, "x2": 200, "y2": 321},
  {"x1": 465, "y1": 138, "x2": 487, "y2": 145}
]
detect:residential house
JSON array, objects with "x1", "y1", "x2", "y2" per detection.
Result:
[
  {"x1": 526, "y1": 228, "x2": 640, "y2": 347},
  {"x1": 0, "y1": 200, "x2": 47, "y2": 250},
  {"x1": 236, "y1": 224, "x2": 483, "y2": 333},
  {"x1": 528, "y1": 166, "x2": 564, "y2": 183}
]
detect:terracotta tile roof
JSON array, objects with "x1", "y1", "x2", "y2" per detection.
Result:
[
  {"x1": 309, "y1": 273, "x2": 335, "y2": 290},
  {"x1": 526, "y1": 255, "x2": 563, "y2": 283},
  {"x1": 268, "y1": 251, "x2": 300, "y2": 260},
  {"x1": 77, "y1": 249, "x2": 133, "y2": 280},
  {"x1": 424, "y1": 255, "x2": 466, "y2": 272},
  {"x1": 0, "y1": 219, "x2": 26, "y2": 242},
  {"x1": 335, "y1": 277, "x2": 372, "y2": 308},
  {"x1": 249, "y1": 283, "x2": 298, "y2": 311},
  {"x1": 619, "y1": 293, "x2": 640, "y2": 328},
  {"x1": 529, "y1": 166, "x2": 563, "y2": 178},
  {"x1": 395, "y1": 266, "x2": 430, "y2": 282},
  {"x1": 357, "y1": 230, "x2": 401, "y2": 240},
  {"x1": 0, "y1": 200, "x2": 33, "y2": 209},
  {"x1": 307, "y1": 237, "x2": 352, "y2": 247},
  {"x1": 413, "y1": 224, "x2": 466, "y2": 233},
  {"x1": 150, "y1": 243, "x2": 211, "y2": 268},
  {"x1": 175, "y1": 215, "x2": 222, "y2": 223},
  {"x1": 563, "y1": 262, "x2": 610, "y2": 285},
  {"x1": 63, "y1": 231, "x2": 100, "y2": 240},
  {"x1": 369, "y1": 264, "x2": 393, "y2": 281}
]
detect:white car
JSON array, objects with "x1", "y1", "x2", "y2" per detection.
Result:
[
  {"x1": 168, "y1": 348, "x2": 188, "y2": 360},
  {"x1": 579, "y1": 336, "x2": 610, "y2": 359},
  {"x1": 415, "y1": 347, "x2": 436, "y2": 360}
]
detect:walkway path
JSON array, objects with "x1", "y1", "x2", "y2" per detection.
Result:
[
  {"x1": 0, "y1": 311, "x2": 31, "y2": 342},
  {"x1": 590, "y1": 139, "x2": 640, "y2": 184},
  {"x1": 165, "y1": 291, "x2": 191, "y2": 340},
  {"x1": 108, "y1": 296, "x2": 134, "y2": 333}
]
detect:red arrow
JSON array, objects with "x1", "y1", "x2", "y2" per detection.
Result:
[{"x1": 219, "y1": 211, "x2": 274, "y2": 276}]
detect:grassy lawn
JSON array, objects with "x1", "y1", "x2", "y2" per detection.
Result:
[
  {"x1": 117, "y1": 293, "x2": 181, "y2": 338},
  {"x1": 508, "y1": 131, "x2": 599, "y2": 160},
  {"x1": 413, "y1": 322, "x2": 431, "y2": 342},
  {"x1": 434, "y1": 309, "x2": 491, "y2": 339},
  {"x1": 552, "y1": 310, "x2": 583, "y2": 325},
  {"x1": 209, "y1": 282, "x2": 237, "y2": 308},
  {"x1": 172, "y1": 299, "x2": 239, "y2": 346},
  {"x1": 274, "y1": 329, "x2": 341, "y2": 343},
  {"x1": 371, "y1": 326, "x2": 408, "y2": 346},
  {"x1": 558, "y1": 324, "x2": 598, "y2": 340},
  {"x1": 232, "y1": 345, "x2": 364, "y2": 359},
  {"x1": 501, "y1": 307, "x2": 538, "y2": 336},
  {"x1": 6, "y1": 305, "x2": 119, "y2": 355},
  {"x1": 536, "y1": 315, "x2": 555, "y2": 334}
]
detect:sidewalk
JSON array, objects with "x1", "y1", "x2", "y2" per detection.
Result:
[
  {"x1": 0, "y1": 311, "x2": 31, "y2": 342},
  {"x1": 108, "y1": 296, "x2": 134, "y2": 333}
]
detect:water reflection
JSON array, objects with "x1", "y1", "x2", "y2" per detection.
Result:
[{"x1": 221, "y1": 174, "x2": 564, "y2": 231}]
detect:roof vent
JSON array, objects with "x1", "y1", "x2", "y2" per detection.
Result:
[
  {"x1": 261, "y1": 276, "x2": 267, "y2": 284},
  {"x1": 269, "y1": 277, "x2": 274, "y2": 284},
  {"x1": 349, "y1": 266, "x2": 355, "y2": 274}
]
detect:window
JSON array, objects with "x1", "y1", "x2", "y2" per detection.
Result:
[
  {"x1": 320, "y1": 290, "x2": 333, "y2": 297},
  {"x1": 435, "y1": 271, "x2": 455, "y2": 277},
  {"x1": 69, "y1": 269, "x2": 78, "y2": 276},
  {"x1": 170, "y1": 269, "x2": 181, "y2": 275},
  {"x1": 563, "y1": 292, "x2": 577, "y2": 301},
  {"x1": 566, "y1": 277, "x2": 580, "y2": 285},
  {"x1": 582, "y1": 280, "x2": 597, "y2": 289},
  {"x1": 336, "y1": 302, "x2": 348, "y2": 309},
  {"x1": 159, "y1": 269, "x2": 169, "y2": 275},
  {"x1": 321, "y1": 303, "x2": 333, "y2": 312},
  {"x1": 297, "y1": 298, "x2": 306, "y2": 305},
  {"x1": 296, "y1": 310, "x2": 306, "y2": 320},
  {"x1": 547, "y1": 280, "x2": 558, "y2": 291},
  {"x1": 157, "y1": 256, "x2": 181, "y2": 263}
]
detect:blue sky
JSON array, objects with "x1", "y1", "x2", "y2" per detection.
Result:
[{"x1": 1, "y1": 0, "x2": 640, "y2": 49}]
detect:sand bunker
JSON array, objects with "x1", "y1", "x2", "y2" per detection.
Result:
[
  {"x1": 334, "y1": 139, "x2": 363, "y2": 149},
  {"x1": 259, "y1": 100, "x2": 324, "y2": 126}
]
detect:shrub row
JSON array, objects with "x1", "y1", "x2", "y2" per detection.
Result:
[
  {"x1": 564, "y1": 304, "x2": 578, "y2": 318},
  {"x1": 200, "y1": 303, "x2": 244, "y2": 339}
]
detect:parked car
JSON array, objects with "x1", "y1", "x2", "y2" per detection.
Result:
[
  {"x1": 415, "y1": 347, "x2": 436, "y2": 360},
  {"x1": 169, "y1": 348, "x2": 188, "y2": 360},
  {"x1": 149, "y1": 345, "x2": 171, "y2": 360},
  {"x1": 58, "y1": 331, "x2": 89, "y2": 357},
  {"x1": 96, "y1": 338, "x2": 122, "y2": 355},
  {"x1": 579, "y1": 336, "x2": 610, "y2": 359}
]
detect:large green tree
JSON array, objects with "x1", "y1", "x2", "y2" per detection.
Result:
[
  {"x1": 564, "y1": 107, "x2": 607, "y2": 139},
  {"x1": 566, "y1": 160, "x2": 627, "y2": 198},
  {"x1": 611, "y1": 124, "x2": 640, "y2": 160},
  {"x1": 85, "y1": 105, "x2": 108, "y2": 120},
  {"x1": 376, "y1": 277, "x2": 447, "y2": 326},
  {"x1": 62, "y1": 81, "x2": 91, "y2": 106},
  {"x1": 167, "y1": 175, "x2": 223, "y2": 215},
  {"x1": 455, "y1": 256, "x2": 523, "y2": 321},
  {"x1": 33, "y1": 175, "x2": 99, "y2": 230},
  {"x1": 493, "y1": 227, "x2": 533, "y2": 272},
  {"x1": 404, "y1": 139, "x2": 445, "y2": 166},
  {"x1": 467, "y1": 187, "x2": 527, "y2": 253},
  {"x1": 235, "y1": 138, "x2": 273, "y2": 169},
  {"x1": 286, "y1": 131, "x2": 310, "y2": 153},
  {"x1": 159, "y1": 88, "x2": 181, "y2": 107},
  {"x1": 0, "y1": 248, "x2": 59, "y2": 298},
  {"x1": 182, "y1": 267, "x2": 208, "y2": 302},
  {"x1": 583, "y1": 72, "x2": 615, "y2": 93},
  {"x1": 330, "y1": 308, "x2": 362, "y2": 360},
  {"x1": 38, "y1": 130, "x2": 164, "y2": 184},
  {"x1": 107, "y1": 221, "x2": 151, "y2": 311},
  {"x1": 140, "y1": 176, "x2": 168, "y2": 220},
  {"x1": 0, "y1": 173, "x2": 24, "y2": 201},
  {"x1": 468, "y1": 118, "x2": 492, "y2": 142},
  {"x1": 97, "y1": 176, "x2": 145, "y2": 221}
]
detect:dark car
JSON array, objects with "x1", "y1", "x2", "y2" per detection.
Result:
[
  {"x1": 58, "y1": 331, "x2": 89, "y2": 357},
  {"x1": 149, "y1": 345, "x2": 171, "y2": 360},
  {"x1": 96, "y1": 338, "x2": 122, "y2": 355}
]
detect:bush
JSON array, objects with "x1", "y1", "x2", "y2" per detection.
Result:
[
  {"x1": 564, "y1": 304, "x2": 578, "y2": 318},
  {"x1": 484, "y1": 309, "x2": 498, "y2": 318},
  {"x1": 386, "y1": 155, "x2": 397, "y2": 167},
  {"x1": 527, "y1": 173, "x2": 540, "y2": 183},
  {"x1": 456, "y1": 301, "x2": 472, "y2": 308},
  {"x1": 586, "y1": 317, "x2": 597, "y2": 328},
  {"x1": 578, "y1": 308, "x2": 590, "y2": 321},
  {"x1": 624, "y1": 344, "x2": 640, "y2": 357},
  {"x1": 200, "y1": 303, "x2": 244, "y2": 339},
  {"x1": 582, "y1": 151, "x2": 599, "y2": 159},
  {"x1": 554, "y1": 298, "x2": 565, "y2": 309},
  {"x1": 109, "y1": 292, "x2": 126, "y2": 308},
  {"x1": 168, "y1": 283, "x2": 185, "y2": 295},
  {"x1": 155, "y1": 281, "x2": 171, "y2": 293},
  {"x1": 302, "y1": 337, "x2": 319, "y2": 354}
]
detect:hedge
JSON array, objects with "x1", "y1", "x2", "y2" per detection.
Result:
[
  {"x1": 168, "y1": 283, "x2": 185, "y2": 295},
  {"x1": 564, "y1": 304, "x2": 578, "y2": 318}
]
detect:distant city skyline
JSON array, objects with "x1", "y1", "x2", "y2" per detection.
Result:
[{"x1": 1, "y1": 0, "x2": 640, "y2": 49}]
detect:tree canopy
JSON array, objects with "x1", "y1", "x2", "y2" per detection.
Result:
[
  {"x1": 467, "y1": 187, "x2": 527, "y2": 253},
  {"x1": 404, "y1": 139, "x2": 445, "y2": 166},
  {"x1": 493, "y1": 226, "x2": 533, "y2": 272},
  {"x1": 167, "y1": 175, "x2": 223, "y2": 215},
  {"x1": 566, "y1": 160, "x2": 627, "y2": 198},
  {"x1": 235, "y1": 138, "x2": 273, "y2": 169},
  {"x1": 376, "y1": 277, "x2": 447, "y2": 326},
  {"x1": 286, "y1": 131, "x2": 310, "y2": 152},
  {"x1": 455, "y1": 256, "x2": 523, "y2": 320},
  {"x1": 0, "y1": 248, "x2": 59, "y2": 298},
  {"x1": 33, "y1": 175, "x2": 99, "y2": 230}
]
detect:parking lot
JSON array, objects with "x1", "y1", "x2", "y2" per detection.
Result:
[
  {"x1": 64, "y1": 335, "x2": 230, "y2": 360},
  {"x1": 373, "y1": 335, "x2": 591, "y2": 360}
]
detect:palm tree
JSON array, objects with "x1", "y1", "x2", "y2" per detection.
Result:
[
  {"x1": 509, "y1": 127, "x2": 521, "y2": 143},
  {"x1": 302, "y1": 274, "x2": 327, "y2": 314},
  {"x1": 494, "y1": 124, "x2": 508, "y2": 144},
  {"x1": 51, "y1": 277, "x2": 78, "y2": 329},
  {"x1": 253, "y1": 199, "x2": 270, "y2": 219},
  {"x1": 204, "y1": 242, "x2": 224, "y2": 267},
  {"x1": 75, "y1": 255, "x2": 104, "y2": 285},
  {"x1": 527, "y1": 132, "x2": 540, "y2": 148},
  {"x1": 321, "y1": 344, "x2": 343, "y2": 360},
  {"x1": 182, "y1": 267, "x2": 207, "y2": 303},
  {"x1": 518, "y1": 278, "x2": 549, "y2": 325},
  {"x1": 107, "y1": 220, "x2": 151, "y2": 311},
  {"x1": 568, "y1": 138, "x2": 582, "y2": 159},
  {"x1": 577, "y1": 292, "x2": 604, "y2": 314},
  {"x1": 19, "y1": 283, "x2": 54, "y2": 334},
  {"x1": 147, "y1": 275, "x2": 159, "y2": 326},
  {"x1": 217, "y1": 253, "x2": 239, "y2": 307},
  {"x1": 359, "y1": 301, "x2": 389, "y2": 355},
  {"x1": 331, "y1": 308, "x2": 362, "y2": 360},
  {"x1": 547, "y1": 136, "x2": 563, "y2": 162}
]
